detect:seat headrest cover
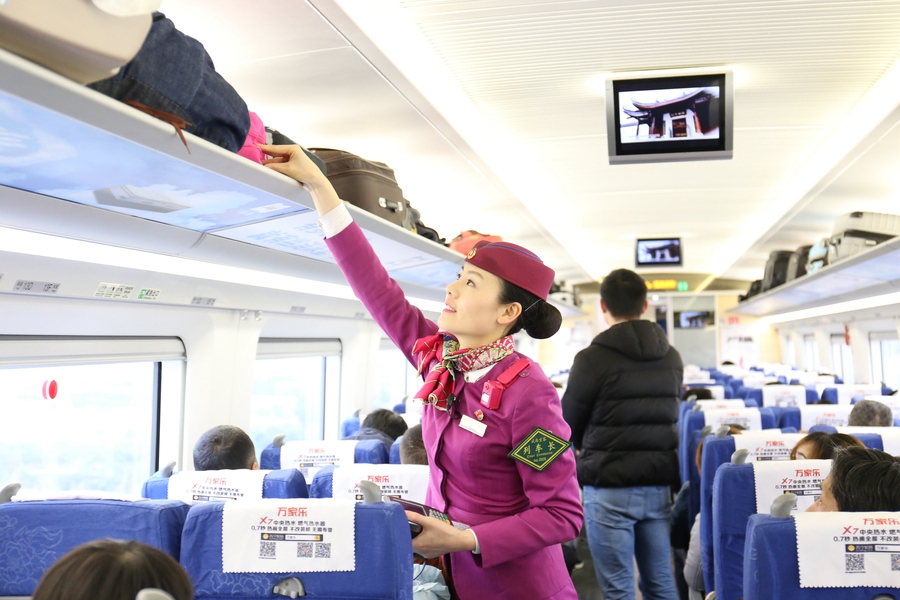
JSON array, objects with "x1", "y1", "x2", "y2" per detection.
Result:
[
  {"x1": 220, "y1": 499, "x2": 356, "y2": 573},
  {"x1": 751, "y1": 459, "x2": 831, "y2": 513},
  {"x1": 796, "y1": 511, "x2": 900, "y2": 588},
  {"x1": 279, "y1": 440, "x2": 359, "y2": 481}
]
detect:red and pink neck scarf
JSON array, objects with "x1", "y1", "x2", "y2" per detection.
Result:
[{"x1": 412, "y1": 333, "x2": 515, "y2": 411}]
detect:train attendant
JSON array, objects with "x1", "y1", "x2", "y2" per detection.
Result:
[{"x1": 262, "y1": 144, "x2": 583, "y2": 600}]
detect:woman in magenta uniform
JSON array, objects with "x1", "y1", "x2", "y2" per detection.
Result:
[{"x1": 262, "y1": 144, "x2": 583, "y2": 600}]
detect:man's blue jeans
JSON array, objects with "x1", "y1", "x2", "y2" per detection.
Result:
[{"x1": 584, "y1": 485, "x2": 678, "y2": 600}]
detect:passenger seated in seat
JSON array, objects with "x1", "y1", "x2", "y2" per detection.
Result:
[
  {"x1": 398, "y1": 428, "x2": 450, "y2": 597},
  {"x1": 807, "y1": 446, "x2": 900, "y2": 512},
  {"x1": 789, "y1": 432, "x2": 864, "y2": 460},
  {"x1": 32, "y1": 539, "x2": 193, "y2": 600},
  {"x1": 848, "y1": 399, "x2": 894, "y2": 427},
  {"x1": 346, "y1": 408, "x2": 408, "y2": 455},
  {"x1": 682, "y1": 388, "x2": 713, "y2": 400},
  {"x1": 400, "y1": 424, "x2": 427, "y2": 466},
  {"x1": 681, "y1": 426, "x2": 744, "y2": 596},
  {"x1": 193, "y1": 425, "x2": 259, "y2": 470}
]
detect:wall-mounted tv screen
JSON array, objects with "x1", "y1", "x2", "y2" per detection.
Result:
[
  {"x1": 676, "y1": 311, "x2": 715, "y2": 329},
  {"x1": 606, "y1": 71, "x2": 733, "y2": 164},
  {"x1": 636, "y1": 238, "x2": 682, "y2": 267}
]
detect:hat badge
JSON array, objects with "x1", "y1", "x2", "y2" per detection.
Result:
[{"x1": 466, "y1": 248, "x2": 477, "y2": 259}]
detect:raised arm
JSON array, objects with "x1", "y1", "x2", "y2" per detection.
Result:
[
  {"x1": 261, "y1": 145, "x2": 438, "y2": 359},
  {"x1": 260, "y1": 144, "x2": 341, "y2": 216}
]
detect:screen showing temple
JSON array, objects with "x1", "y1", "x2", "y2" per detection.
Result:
[
  {"x1": 636, "y1": 238, "x2": 682, "y2": 266},
  {"x1": 619, "y1": 87, "x2": 719, "y2": 144},
  {"x1": 675, "y1": 311, "x2": 715, "y2": 329},
  {"x1": 607, "y1": 72, "x2": 732, "y2": 164}
]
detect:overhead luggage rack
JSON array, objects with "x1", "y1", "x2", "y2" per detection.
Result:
[
  {"x1": 0, "y1": 46, "x2": 465, "y2": 301},
  {"x1": 730, "y1": 234, "x2": 900, "y2": 317}
]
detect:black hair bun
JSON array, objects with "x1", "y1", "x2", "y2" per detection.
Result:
[{"x1": 525, "y1": 302, "x2": 562, "y2": 339}]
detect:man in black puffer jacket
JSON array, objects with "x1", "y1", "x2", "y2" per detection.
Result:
[{"x1": 562, "y1": 269, "x2": 682, "y2": 600}]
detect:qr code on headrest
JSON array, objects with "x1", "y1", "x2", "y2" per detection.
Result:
[
  {"x1": 259, "y1": 542, "x2": 276, "y2": 559},
  {"x1": 315, "y1": 543, "x2": 331, "y2": 559},
  {"x1": 297, "y1": 543, "x2": 313, "y2": 558},
  {"x1": 891, "y1": 554, "x2": 900, "y2": 571},
  {"x1": 845, "y1": 553, "x2": 865, "y2": 573}
]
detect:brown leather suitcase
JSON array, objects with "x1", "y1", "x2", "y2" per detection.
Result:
[{"x1": 308, "y1": 148, "x2": 407, "y2": 228}]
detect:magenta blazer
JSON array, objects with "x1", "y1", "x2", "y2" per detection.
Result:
[{"x1": 327, "y1": 223, "x2": 583, "y2": 600}]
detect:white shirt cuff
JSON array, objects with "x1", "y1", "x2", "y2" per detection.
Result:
[
  {"x1": 318, "y1": 203, "x2": 353, "y2": 238},
  {"x1": 470, "y1": 529, "x2": 481, "y2": 554}
]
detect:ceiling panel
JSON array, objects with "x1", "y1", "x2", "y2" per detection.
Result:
[
  {"x1": 158, "y1": 0, "x2": 900, "y2": 286},
  {"x1": 392, "y1": 0, "x2": 900, "y2": 279},
  {"x1": 160, "y1": 0, "x2": 351, "y2": 67}
]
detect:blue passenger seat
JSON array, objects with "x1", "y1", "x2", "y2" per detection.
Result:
[
  {"x1": 679, "y1": 408, "x2": 775, "y2": 485},
  {"x1": 309, "y1": 464, "x2": 430, "y2": 501},
  {"x1": 821, "y1": 385, "x2": 891, "y2": 404},
  {"x1": 340, "y1": 412, "x2": 361, "y2": 438},
  {"x1": 180, "y1": 500, "x2": 412, "y2": 600},
  {"x1": 711, "y1": 460, "x2": 831, "y2": 600},
  {"x1": 745, "y1": 386, "x2": 818, "y2": 406},
  {"x1": 142, "y1": 466, "x2": 308, "y2": 500},
  {"x1": 390, "y1": 436, "x2": 403, "y2": 464},
  {"x1": 744, "y1": 512, "x2": 900, "y2": 600},
  {"x1": 0, "y1": 495, "x2": 188, "y2": 597},
  {"x1": 260, "y1": 438, "x2": 389, "y2": 470}
]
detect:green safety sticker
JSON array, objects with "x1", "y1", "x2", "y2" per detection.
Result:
[{"x1": 509, "y1": 427, "x2": 571, "y2": 471}]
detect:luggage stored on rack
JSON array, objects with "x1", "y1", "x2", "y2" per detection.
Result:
[
  {"x1": 88, "y1": 12, "x2": 250, "y2": 152},
  {"x1": 806, "y1": 237, "x2": 830, "y2": 274},
  {"x1": 739, "y1": 280, "x2": 762, "y2": 302},
  {"x1": 416, "y1": 222, "x2": 447, "y2": 246},
  {"x1": 449, "y1": 231, "x2": 504, "y2": 255},
  {"x1": 308, "y1": 148, "x2": 407, "y2": 228},
  {"x1": 786, "y1": 245, "x2": 812, "y2": 282},
  {"x1": 0, "y1": 0, "x2": 151, "y2": 84},
  {"x1": 760, "y1": 250, "x2": 793, "y2": 292},
  {"x1": 826, "y1": 211, "x2": 900, "y2": 264}
]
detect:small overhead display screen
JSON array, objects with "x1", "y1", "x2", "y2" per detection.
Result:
[
  {"x1": 636, "y1": 238, "x2": 682, "y2": 267},
  {"x1": 676, "y1": 311, "x2": 715, "y2": 329},
  {"x1": 606, "y1": 71, "x2": 733, "y2": 164}
]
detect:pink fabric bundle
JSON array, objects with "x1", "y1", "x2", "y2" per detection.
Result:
[{"x1": 237, "y1": 111, "x2": 266, "y2": 163}]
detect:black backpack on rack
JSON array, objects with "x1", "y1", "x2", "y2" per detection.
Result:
[
  {"x1": 761, "y1": 250, "x2": 794, "y2": 292},
  {"x1": 739, "y1": 280, "x2": 763, "y2": 302}
]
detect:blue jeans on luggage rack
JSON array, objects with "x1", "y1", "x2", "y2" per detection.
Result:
[
  {"x1": 88, "y1": 12, "x2": 249, "y2": 152},
  {"x1": 584, "y1": 485, "x2": 678, "y2": 600}
]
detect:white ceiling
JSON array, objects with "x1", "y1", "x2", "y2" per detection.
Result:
[{"x1": 160, "y1": 0, "x2": 900, "y2": 287}]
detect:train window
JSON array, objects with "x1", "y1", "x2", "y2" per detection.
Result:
[
  {"x1": 803, "y1": 335, "x2": 820, "y2": 371},
  {"x1": 785, "y1": 336, "x2": 796, "y2": 367},
  {"x1": 870, "y1": 331, "x2": 900, "y2": 390},
  {"x1": 373, "y1": 340, "x2": 418, "y2": 410},
  {"x1": 250, "y1": 339, "x2": 341, "y2": 450},
  {"x1": 0, "y1": 337, "x2": 185, "y2": 496},
  {"x1": 830, "y1": 334, "x2": 855, "y2": 384}
]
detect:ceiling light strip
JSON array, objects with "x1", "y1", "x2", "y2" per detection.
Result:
[
  {"x1": 760, "y1": 292, "x2": 900, "y2": 325},
  {"x1": 0, "y1": 225, "x2": 445, "y2": 312}
]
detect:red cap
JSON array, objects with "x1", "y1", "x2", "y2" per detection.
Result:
[{"x1": 465, "y1": 241, "x2": 555, "y2": 300}]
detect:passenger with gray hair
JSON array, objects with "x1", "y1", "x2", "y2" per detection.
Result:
[{"x1": 847, "y1": 399, "x2": 894, "y2": 427}]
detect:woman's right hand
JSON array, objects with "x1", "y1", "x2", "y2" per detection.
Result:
[{"x1": 259, "y1": 144, "x2": 341, "y2": 215}]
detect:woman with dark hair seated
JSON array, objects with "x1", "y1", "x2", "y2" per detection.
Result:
[
  {"x1": 32, "y1": 539, "x2": 193, "y2": 600},
  {"x1": 789, "y1": 431, "x2": 865, "y2": 460},
  {"x1": 807, "y1": 446, "x2": 900, "y2": 512}
]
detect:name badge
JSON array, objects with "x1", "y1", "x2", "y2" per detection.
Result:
[{"x1": 459, "y1": 414, "x2": 487, "y2": 437}]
